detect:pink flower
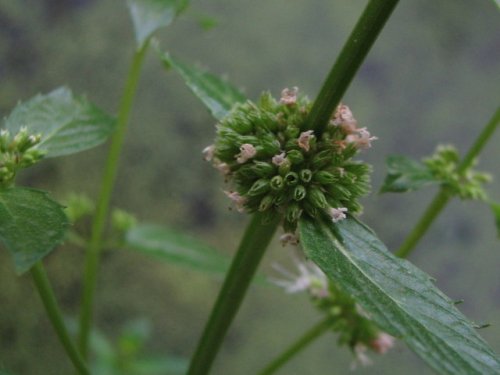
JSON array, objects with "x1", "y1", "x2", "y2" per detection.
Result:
[
  {"x1": 223, "y1": 190, "x2": 247, "y2": 212},
  {"x1": 346, "y1": 128, "x2": 377, "y2": 150},
  {"x1": 328, "y1": 207, "x2": 348, "y2": 223},
  {"x1": 235, "y1": 143, "x2": 257, "y2": 163},
  {"x1": 298, "y1": 130, "x2": 314, "y2": 152},
  {"x1": 272, "y1": 152, "x2": 287, "y2": 166},
  {"x1": 280, "y1": 87, "x2": 299, "y2": 106},
  {"x1": 332, "y1": 104, "x2": 358, "y2": 133},
  {"x1": 369, "y1": 333, "x2": 395, "y2": 354}
]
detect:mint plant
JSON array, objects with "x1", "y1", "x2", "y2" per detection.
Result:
[{"x1": 0, "y1": 1, "x2": 499, "y2": 375}]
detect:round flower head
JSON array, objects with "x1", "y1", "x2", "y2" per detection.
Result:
[{"x1": 205, "y1": 88, "x2": 374, "y2": 232}]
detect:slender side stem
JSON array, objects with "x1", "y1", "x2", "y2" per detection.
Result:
[
  {"x1": 395, "y1": 189, "x2": 451, "y2": 258},
  {"x1": 257, "y1": 317, "x2": 333, "y2": 375},
  {"x1": 78, "y1": 41, "x2": 150, "y2": 358},
  {"x1": 396, "y1": 106, "x2": 500, "y2": 258},
  {"x1": 304, "y1": 0, "x2": 399, "y2": 134},
  {"x1": 31, "y1": 262, "x2": 90, "y2": 375},
  {"x1": 187, "y1": 213, "x2": 281, "y2": 375},
  {"x1": 457, "y1": 106, "x2": 500, "y2": 173}
]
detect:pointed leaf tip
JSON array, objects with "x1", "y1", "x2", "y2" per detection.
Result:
[
  {"x1": 299, "y1": 216, "x2": 500, "y2": 374},
  {"x1": 4, "y1": 87, "x2": 116, "y2": 158}
]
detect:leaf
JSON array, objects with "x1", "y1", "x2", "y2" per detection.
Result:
[
  {"x1": 380, "y1": 155, "x2": 437, "y2": 193},
  {"x1": 161, "y1": 53, "x2": 246, "y2": 120},
  {"x1": 4, "y1": 87, "x2": 116, "y2": 158},
  {"x1": 299, "y1": 217, "x2": 500, "y2": 375},
  {"x1": 0, "y1": 187, "x2": 69, "y2": 274},
  {"x1": 124, "y1": 224, "x2": 230, "y2": 275},
  {"x1": 490, "y1": 202, "x2": 500, "y2": 238},
  {"x1": 127, "y1": 0, "x2": 189, "y2": 48}
]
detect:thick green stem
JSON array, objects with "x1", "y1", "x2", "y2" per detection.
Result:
[
  {"x1": 31, "y1": 262, "x2": 90, "y2": 375},
  {"x1": 78, "y1": 41, "x2": 150, "y2": 358},
  {"x1": 396, "y1": 106, "x2": 500, "y2": 258},
  {"x1": 187, "y1": 213, "x2": 281, "y2": 375},
  {"x1": 305, "y1": 0, "x2": 399, "y2": 134},
  {"x1": 257, "y1": 317, "x2": 333, "y2": 375}
]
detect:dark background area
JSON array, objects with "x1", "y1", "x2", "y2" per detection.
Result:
[{"x1": 0, "y1": 1, "x2": 499, "y2": 374}]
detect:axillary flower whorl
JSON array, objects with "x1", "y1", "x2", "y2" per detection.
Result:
[{"x1": 204, "y1": 87, "x2": 376, "y2": 233}]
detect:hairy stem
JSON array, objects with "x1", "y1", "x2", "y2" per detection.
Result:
[
  {"x1": 257, "y1": 317, "x2": 333, "y2": 375},
  {"x1": 396, "y1": 106, "x2": 500, "y2": 258},
  {"x1": 187, "y1": 213, "x2": 281, "y2": 375},
  {"x1": 31, "y1": 262, "x2": 90, "y2": 375},
  {"x1": 78, "y1": 41, "x2": 149, "y2": 358},
  {"x1": 305, "y1": 0, "x2": 399, "y2": 134}
]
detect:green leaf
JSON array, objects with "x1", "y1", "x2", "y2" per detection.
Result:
[
  {"x1": 0, "y1": 187, "x2": 69, "y2": 274},
  {"x1": 127, "y1": 0, "x2": 189, "y2": 48},
  {"x1": 299, "y1": 217, "x2": 500, "y2": 375},
  {"x1": 161, "y1": 53, "x2": 246, "y2": 120},
  {"x1": 124, "y1": 224, "x2": 230, "y2": 275},
  {"x1": 380, "y1": 155, "x2": 437, "y2": 193},
  {"x1": 4, "y1": 87, "x2": 116, "y2": 158},
  {"x1": 490, "y1": 202, "x2": 500, "y2": 238}
]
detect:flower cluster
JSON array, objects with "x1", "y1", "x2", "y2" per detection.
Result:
[
  {"x1": 272, "y1": 258, "x2": 395, "y2": 367},
  {"x1": 204, "y1": 88, "x2": 375, "y2": 232},
  {"x1": 0, "y1": 127, "x2": 44, "y2": 187},
  {"x1": 424, "y1": 145, "x2": 491, "y2": 201}
]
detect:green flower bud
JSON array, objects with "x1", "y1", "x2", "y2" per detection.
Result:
[
  {"x1": 287, "y1": 149, "x2": 304, "y2": 164},
  {"x1": 270, "y1": 175, "x2": 285, "y2": 191},
  {"x1": 247, "y1": 178, "x2": 270, "y2": 196},
  {"x1": 285, "y1": 203, "x2": 302, "y2": 223},
  {"x1": 299, "y1": 169, "x2": 312, "y2": 183},
  {"x1": 307, "y1": 187, "x2": 328, "y2": 209},
  {"x1": 311, "y1": 149, "x2": 333, "y2": 169},
  {"x1": 284, "y1": 125, "x2": 300, "y2": 139},
  {"x1": 293, "y1": 185, "x2": 307, "y2": 201},
  {"x1": 313, "y1": 171, "x2": 336, "y2": 185},
  {"x1": 284, "y1": 172, "x2": 299, "y2": 186},
  {"x1": 259, "y1": 194, "x2": 275, "y2": 211},
  {"x1": 278, "y1": 159, "x2": 292, "y2": 175},
  {"x1": 251, "y1": 161, "x2": 275, "y2": 177}
]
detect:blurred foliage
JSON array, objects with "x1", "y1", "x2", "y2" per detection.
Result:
[{"x1": 0, "y1": 0, "x2": 499, "y2": 374}]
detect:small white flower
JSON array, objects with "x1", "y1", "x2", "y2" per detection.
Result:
[
  {"x1": 235, "y1": 143, "x2": 257, "y2": 164},
  {"x1": 328, "y1": 207, "x2": 348, "y2": 223},
  {"x1": 272, "y1": 152, "x2": 287, "y2": 166},
  {"x1": 298, "y1": 130, "x2": 314, "y2": 152},
  {"x1": 202, "y1": 144, "x2": 215, "y2": 162},
  {"x1": 332, "y1": 104, "x2": 358, "y2": 133},
  {"x1": 279, "y1": 233, "x2": 299, "y2": 246},
  {"x1": 350, "y1": 344, "x2": 373, "y2": 370},
  {"x1": 271, "y1": 257, "x2": 329, "y2": 298},
  {"x1": 346, "y1": 128, "x2": 377, "y2": 150},
  {"x1": 280, "y1": 87, "x2": 298, "y2": 106},
  {"x1": 223, "y1": 190, "x2": 247, "y2": 212}
]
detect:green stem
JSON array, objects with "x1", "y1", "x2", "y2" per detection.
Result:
[
  {"x1": 257, "y1": 317, "x2": 333, "y2": 375},
  {"x1": 305, "y1": 0, "x2": 399, "y2": 134},
  {"x1": 78, "y1": 41, "x2": 150, "y2": 358},
  {"x1": 396, "y1": 106, "x2": 500, "y2": 258},
  {"x1": 187, "y1": 213, "x2": 281, "y2": 375},
  {"x1": 31, "y1": 262, "x2": 90, "y2": 375}
]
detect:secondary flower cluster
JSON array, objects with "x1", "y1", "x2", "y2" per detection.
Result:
[
  {"x1": 204, "y1": 88, "x2": 375, "y2": 232},
  {"x1": 272, "y1": 258, "x2": 395, "y2": 367},
  {"x1": 0, "y1": 127, "x2": 44, "y2": 187},
  {"x1": 424, "y1": 145, "x2": 491, "y2": 201}
]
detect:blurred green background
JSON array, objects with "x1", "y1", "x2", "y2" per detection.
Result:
[{"x1": 1, "y1": 1, "x2": 499, "y2": 374}]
